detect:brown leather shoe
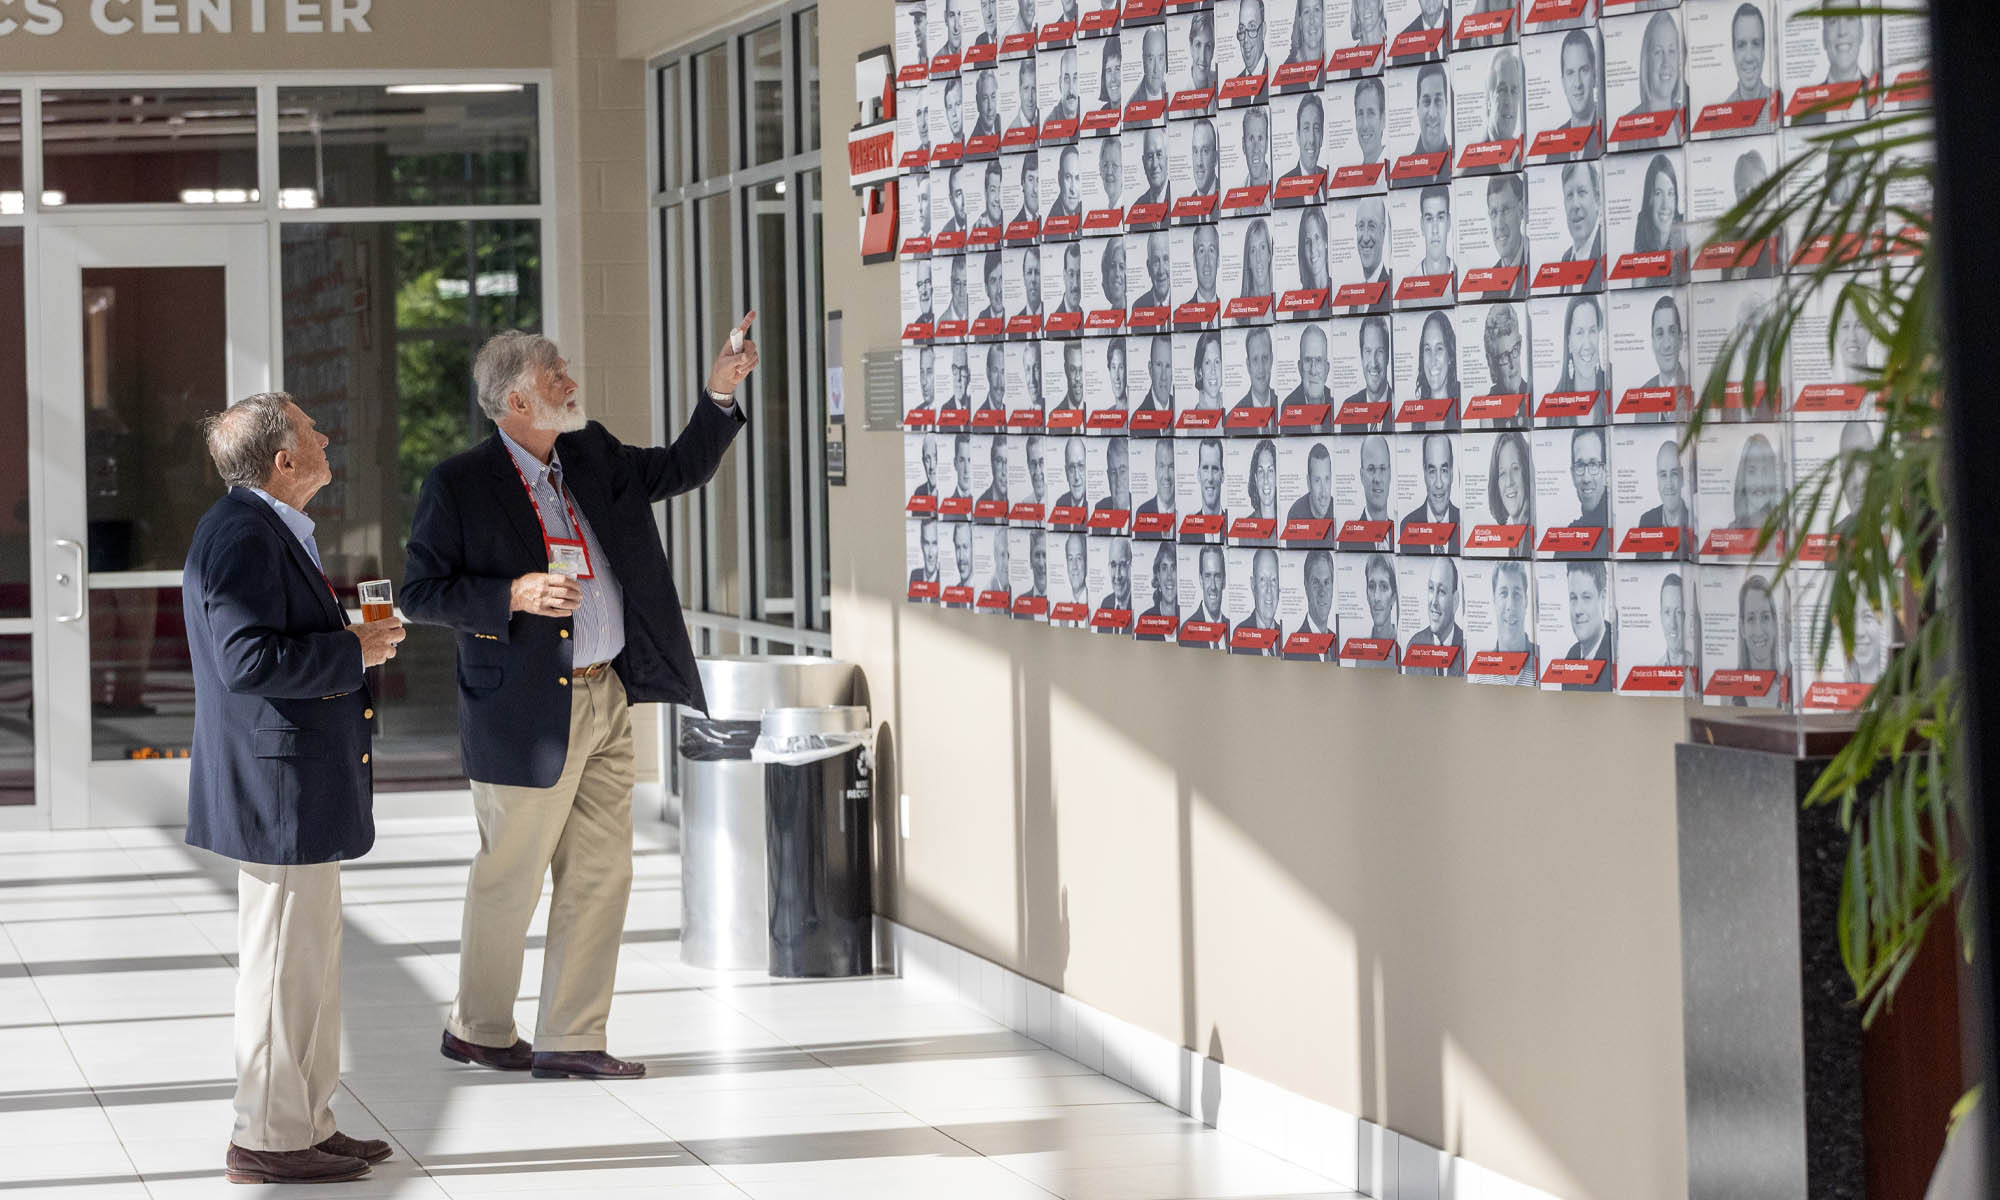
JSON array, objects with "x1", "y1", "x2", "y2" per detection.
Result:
[
  {"x1": 314, "y1": 1131, "x2": 392, "y2": 1164},
  {"x1": 441, "y1": 1030, "x2": 533, "y2": 1071},
  {"x1": 224, "y1": 1144, "x2": 370, "y2": 1185},
  {"x1": 530, "y1": 1049, "x2": 646, "y2": 1079}
]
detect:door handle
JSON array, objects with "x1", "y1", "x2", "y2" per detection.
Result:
[{"x1": 53, "y1": 539, "x2": 86, "y2": 623}]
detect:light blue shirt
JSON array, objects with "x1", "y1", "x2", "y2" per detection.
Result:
[
  {"x1": 247, "y1": 486, "x2": 325, "y2": 574},
  {"x1": 498, "y1": 430, "x2": 626, "y2": 668}
]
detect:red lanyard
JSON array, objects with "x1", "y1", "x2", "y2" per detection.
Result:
[{"x1": 507, "y1": 453, "x2": 584, "y2": 544}]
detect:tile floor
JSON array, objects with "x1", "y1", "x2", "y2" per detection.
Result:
[{"x1": 0, "y1": 814, "x2": 1356, "y2": 1199}]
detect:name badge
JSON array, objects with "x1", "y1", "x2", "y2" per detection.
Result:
[{"x1": 547, "y1": 538, "x2": 594, "y2": 580}]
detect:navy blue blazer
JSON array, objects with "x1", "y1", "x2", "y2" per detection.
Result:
[
  {"x1": 401, "y1": 403, "x2": 745, "y2": 788},
  {"x1": 183, "y1": 490, "x2": 374, "y2": 865}
]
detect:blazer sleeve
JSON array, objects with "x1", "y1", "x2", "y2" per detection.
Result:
[
  {"x1": 616, "y1": 389, "x2": 749, "y2": 503},
  {"x1": 200, "y1": 529, "x2": 365, "y2": 699},
  {"x1": 401, "y1": 464, "x2": 516, "y2": 639}
]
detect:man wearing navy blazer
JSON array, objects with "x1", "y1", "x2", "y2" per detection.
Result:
[
  {"x1": 184, "y1": 393, "x2": 405, "y2": 1185},
  {"x1": 404, "y1": 320, "x2": 753, "y2": 1082}
]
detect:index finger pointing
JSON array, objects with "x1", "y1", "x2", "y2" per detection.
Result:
[{"x1": 735, "y1": 310, "x2": 757, "y2": 334}]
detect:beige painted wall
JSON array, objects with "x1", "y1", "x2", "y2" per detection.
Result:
[
  {"x1": 0, "y1": 0, "x2": 554, "y2": 71},
  {"x1": 800, "y1": 2, "x2": 1693, "y2": 1198}
]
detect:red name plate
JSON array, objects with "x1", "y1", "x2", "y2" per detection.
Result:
[
  {"x1": 1130, "y1": 407, "x2": 1174, "y2": 431},
  {"x1": 1402, "y1": 642, "x2": 1461, "y2": 670},
  {"x1": 1331, "y1": 160, "x2": 1388, "y2": 190},
  {"x1": 1400, "y1": 520, "x2": 1457, "y2": 548},
  {"x1": 1225, "y1": 295, "x2": 1275, "y2": 321},
  {"x1": 1610, "y1": 250, "x2": 1678, "y2": 282},
  {"x1": 1524, "y1": 0, "x2": 1590, "y2": 22},
  {"x1": 1002, "y1": 124, "x2": 1038, "y2": 150},
  {"x1": 1222, "y1": 183, "x2": 1273, "y2": 210},
  {"x1": 1338, "y1": 518, "x2": 1393, "y2": 545},
  {"x1": 1395, "y1": 395, "x2": 1454, "y2": 424},
  {"x1": 966, "y1": 132, "x2": 1001, "y2": 158},
  {"x1": 903, "y1": 320, "x2": 935, "y2": 342},
  {"x1": 1528, "y1": 123, "x2": 1595, "y2": 158},
  {"x1": 1703, "y1": 668, "x2": 1777, "y2": 699},
  {"x1": 1090, "y1": 606, "x2": 1133, "y2": 630},
  {"x1": 1457, "y1": 138, "x2": 1521, "y2": 170},
  {"x1": 966, "y1": 41, "x2": 997, "y2": 65},
  {"x1": 1888, "y1": 69, "x2": 1932, "y2": 106},
  {"x1": 1285, "y1": 630, "x2": 1336, "y2": 656},
  {"x1": 1388, "y1": 27, "x2": 1445, "y2": 59},
  {"x1": 1038, "y1": 19, "x2": 1076, "y2": 45},
  {"x1": 1179, "y1": 512, "x2": 1226, "y2": 537},
  {"x1": 1699, "y1": 527, "x2": 1762, "y2": 556},
  {"x1": 1050, "y1": 600, "x2": 1089, "y2": 622},
  {"x1": 1043, "y1": 212, "x2": 1082, "y2": 237},
  {"x1": 1127, "y1": 201, "x2": 1169, "y2": 226},
  {"x1": 1135, "y1": 612, "x2": 1180, "y2": 638},
  {"x1": 1798, "y1": 532, "x2": 1839, "y2": 563},
  {"x1": 1785, "y1": 80, "x2": 1864, "y2": 120},
  {"x1": 1040, "y1": 116, "x2": 1080, "y2": 141},
  {"x1": 1274, "y1": 59, "x2": 1324, "y2": 89},
  {"x1": 1389, "y1": 151, "x2": 1448, "y2": 182},
  {"x1": 1617, "y1": 527, "x2": 1683, "y2": 556},
  {"x1": 1282, "y1": 517, "x2": 1334, "y2": 543},
  {"x1": 1616, "y1": 385, "x2": 1681, "y2": 417},
  {"x1": 1341, "y1": 636, "x2": 1398, "y2": 663},
  {"x1": 935, "y1": 316, "x2": 970, "y2": 340},
  {"x1": 901, "y1": 233, "x2": 933, "y2": 256},
  {"x1": 935, "y1": 404, "x2": 971, "y2": 427},
  {"x1": 1541, "y1": 657, "x2": 1604, "y2": 686},
  {"x1": 1231, "y1": 625, "x2": 1280, "y2": 651},
  {"x1": 1086, "y1": 408, "x2": 1129, "y2": 431},
  {"x1": 941, "y1": 584, "x2": 974, "y2": 605},
  {"x1": 1087, "y1": 507, "x2": 1131, "y2": 531},
  {"x1": 1085, "y1": 307, "x2": 1127, "y2": 332},
  {"x1": 1335, "y1": 279, "x2": 1391, "y2": 309},
  {"x1": 1084, "y1": 206, "x2": 1126, "y2": 231},
  {"x1": 1043, "y1": 309, "x2": 1083, "y2": 334},
  {"x1": 1328, "y1": 44, "x2": 1384, "y2": 74},
  {"x1": 1127, "y1": 303, "x2": 1170, "y2": 330},
  {"x1": 1537, "y1": 525, "x2": 1603, "y2": 555},
  {"x1": 1134, "y1": 510, "x2": 1176, "y2": 535},
  {"x1": 1171, "y1": 192, "x2": 1219, "y2": 219},
  {"x1": 1123, "y1": 0, "x2": 1163, "y2": 19},
  {"x1": 1082, "y1": 106, "x2": 1122, "y2": 133},
  {"x1": 1622, "y1": 664, "x2": 1689, "y2": 693},
  {"x1": 1459, "y1": 265, "x2": 1523, "y2": 297},
  {"x1": 897, "y1": 60, "x2": 930, "y2": 84},
  {"x1": 1180, "y1": 618, "x2": 1226, "y2": 644},
  {"x1": 1012, "y1": 593, "x2": 1049, "y2": 618},
  {"x1": 1174, "y1": 299, "x2": 1220, "y2": 326},
  {"x1": 904, "y1": 408, "x2": 937, "y2": 429},
  {"x1": 1456, "y1": 8, "x2": 1516, "y2": 39},
  {"x1": 1220, "y1": 73, "x2": 1268, "y2": 102},
  {"x1": 1693, "y1": 236, "x2": 1772, "y2": 272},
  {"x1": 970, "y1": 316, "x2": 1006, "y2": 340},
  {"x1": 1274, "y1": 172, "x2": 1328, "y2": 202},
  {"x1": 1006, "y1": 312, "x2": 1045, "y2": 337},
  {"x1": 939, "y1": 495, "x2": 973, "y2": 517},
  {"x1": 1794, "y1": 384, "x2": 1870, "y2": 415},
  {"x1": 1229, "y1": 516, "x2": 1277, "y2": 540},
  {"x1": 1532, "y1": 258, "x2": 1597, "y2": 292},
  {"x1": 1079, "y1": 6, "x2": 1118, "y2": 31},
  {"x1": 1467, "y1": 523, "x2": 1528, "y2": 551},
  {"x1": 973, "y1": 498, "x2": 1008, "y2": 520},
  {"x1": 1335, "y1": 398, "x2": 1389, "y2": 426},
  {"x1": 1610, "y1": 108, "x2": 1681, "y2": 144},
  {"x1": 1694, "y1": 97, "x2": 1773, "y2": 134},
  {"x1": 1176, "y1": 407, "x2": 1224, "y2": 431},
  {"x1": 976, "y1": 588, "x2": 1011, "y2": 610},
  {"x1": 1170, "y1": 86, "x2": 1218, "y2": 113},
  {"x1": 907, "y1": 493, "x2": 939, "y2": 515},
  {"x1": 1469, "y1": 649, "x2": 1530, "y2": 677},
  {"x1": 1535, "y1": 389, "x2": 1600, "y2": 419},
  {"x1": 1280, "y1": 403, "x2": 1332, "y2": 428},
  {"x1": 1395, "y1": 272, "x2": 1454, "y2": 302},
  {"x1": 909, "y1": 579, "x2": 940, "y2": 600},
  {"x1": 1049, "y1": 502, "x2": 1087, "y2": 525},
  {"x1": 1009, "y1": 502, "x2": 1047, "y2": 523},
  {"x1": 1007, "y1": 406, "x2": 1046, "y2": 429},
  {"x1": 1804, "y1": 680, "x2": 1871, "y2": 711},
  {"x1": 1464, "y1": 391, "x2": 1527, "y2": 421},
  {"x1": 931, "y1": 140, "x2": 964, "y2": 165},
  {"x1": 1125, "y1": 97, "x2": 1168, "y2": 124},
  {"x1": 1001, "y1": 30, "x2": 1037, "y2": 55},
  {"x1": 1225, "y1": 404, "x2": 1274, "y2": 429}
]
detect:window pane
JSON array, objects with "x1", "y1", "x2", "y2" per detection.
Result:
[
  {"x1": 698, "y1": 193, "x2": 740, "y2": 615},
  {"x1": 695, "y1": 45, "x2": 731, "y2": 180},
  {"x1": 746, "y1": 22, "x2": 785, "y2": 166},
  {"x1": 662, "y1": 206, "x2": 694, "y2": 601},
  {"x1": 0, "y1": 230, "x2": 26, "y2": 618},
  {"x1": 281, "y1": 219, "x2": 542, "y2": 787},
  {"x1": 277, "y1": 85, "x2": 540, "y2": 209},
  {"x1": 749, "y1": 180, "x2": 793, "y2": 622},
  {"x1": 799, "y1": 11, "x2": 821, "y2": 153},
  {"x1": 0, "y1": 635, "x2": 29, "y2": 805},
  {"x1": 42, "y1": 88, "x2": 258, "y2": 206},
  {"x1": 658, "y1": 64, "x2": 682, "y2": 192},
  {"x1": 804, "y1": 169, "x2": 830, "y2": 631},
  {"x1": 0, "y1": 90, "x2": 20, "y2": 198}
]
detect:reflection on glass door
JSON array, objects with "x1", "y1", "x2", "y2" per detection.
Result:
[
  {"x1": 80, "y1": 267, "x2": 227, "y2": 761},
  {"x1": 0, "y1": 228, "x2": 34, "y2": 810}
]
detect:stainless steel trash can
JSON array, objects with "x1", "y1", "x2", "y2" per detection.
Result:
[
  {"x1": 760, "y1": 705, "x2": 874, "y2": 978},
  {"x1": 677, "y1": 656, "x2": 854, "y2": 971}
]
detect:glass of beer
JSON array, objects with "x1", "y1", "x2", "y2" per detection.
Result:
[{"x1": 357, "y1": 578, "x2": 394, "y2": 622}]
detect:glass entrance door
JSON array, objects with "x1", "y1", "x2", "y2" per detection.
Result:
[{"x1": 38, "y1": 224, "x2": 270, "y2": 827}]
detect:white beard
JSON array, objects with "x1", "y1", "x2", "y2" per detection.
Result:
[{"x1": 532, "y1": 398, "x2": 587, "y2": 433}]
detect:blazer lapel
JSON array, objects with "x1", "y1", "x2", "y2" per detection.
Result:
[
  {"x1": 228, "y1": 489, "x2": 344, "y2": 628},
  {"x1": 486, "y1": 435, "x2": 552, "y2": 566}
]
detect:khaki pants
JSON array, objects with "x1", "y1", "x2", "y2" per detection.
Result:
[
  {"x1": 446, "y1": 670, "x2": 635, "y2": 1053},
  {"x1": 233, "y1": 861, "x2": 342, "y2": 1151}
]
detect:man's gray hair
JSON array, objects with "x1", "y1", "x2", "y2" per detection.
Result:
[
  {"x1": 473, "y1": 330, "x2": 560, "y2": 423},
  {"x1": 202, "y1": 393, "x2": 297, "y2": 489}
]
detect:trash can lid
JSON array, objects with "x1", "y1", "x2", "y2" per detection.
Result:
[
  {"x1": 758, "y1": 704, "x2": 870, "y2": 739},
  {"x1": 696, "y1": 656, "x2": 855, "y2": 719}
]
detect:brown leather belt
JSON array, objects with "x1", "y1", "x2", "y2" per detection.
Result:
[{"x1": 575, "y1": 661, "x2": 615, "y2": 678}]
